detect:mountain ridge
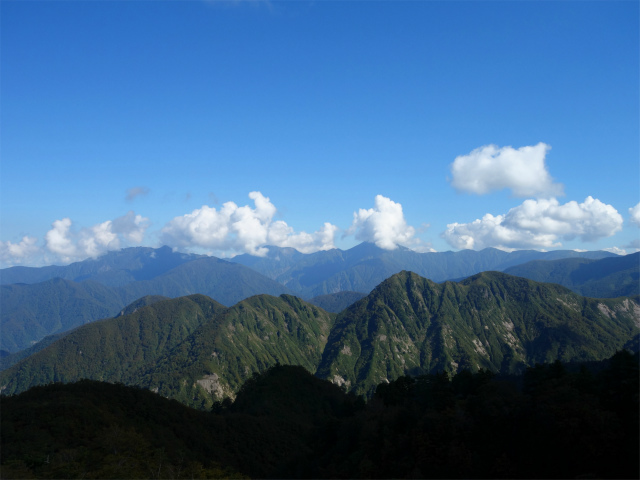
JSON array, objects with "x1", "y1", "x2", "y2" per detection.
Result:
[{"x1": 2, "y1": 270, "x2": 637, "y2": 407}]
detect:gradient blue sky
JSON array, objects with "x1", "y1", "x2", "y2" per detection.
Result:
[{"x1": 1, "y1": 0, "x2": 639, "y2": 267}]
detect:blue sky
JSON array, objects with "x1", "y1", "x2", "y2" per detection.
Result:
[{"x1": 1, "y1": 0, "x2": 638, "y2": 267}]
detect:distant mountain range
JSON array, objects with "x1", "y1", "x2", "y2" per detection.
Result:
[
  {"x1": 504, "y1": 251, "x2": 640, "y2": 298},
  {"x1": 230, "y1": 242, "x2": 617, "y2": 297},
  {"x1": 1, "y1": 243, "x2": 635, "y2": 354},
  {"x1": 0, "y1": 253, "x2": 292, "y2": 352},
  {"x1": 2, "y1": 270, "x2": 637, "y2": 407}
]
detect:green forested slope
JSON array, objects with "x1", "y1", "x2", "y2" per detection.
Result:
[
  {"x1": 134, "y1": 294, "x2": 335, "y2": 409},
  {"x1": 2, "y1": 271, "x2": 637, "y2": 406},
  {"x1": 0, "y1": 294, "x2": 335, "y2": 410},
  {"x1": 0, "y1": 295, "x2": 226, "y2": 396},
  {"x1": 1, "y1": 257, "x2": 292, "y2": 353},
  {"x1": 316, "y1": 271, "x2": 640, "y2": 396}
]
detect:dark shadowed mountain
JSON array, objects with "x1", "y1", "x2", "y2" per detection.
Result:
[
  {"x1": 504, "y1": 251, "x2": 640, "y2": 298},
  {"x1": 2, "y1": 356, "x2": 638, "y2": 480},
  {"x1": 230, "y1": 243, "x2": 616, "y2": 297}
]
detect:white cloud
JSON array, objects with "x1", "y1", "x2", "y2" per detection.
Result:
[
  {"x1": 629, "y1": 202, "x2": 640, "y2": 226},
  {"x1": 442, "y1": 196, "x2": 623, "y2": 250},
  {"x1": 267, "y1": 221, "x2": 338, "y2": 254},
  {"x1": 43, "y1": 213, "x2": 150, "y2": 263},
  {"x1": 0, "y1": 236, "x2": 40, "y2": 267},
  {"x1": 45, "y1": 218, "x2": 78, "y2": 258},
  {"x1": 345, "y1": 195, "x2": 432, "y2": 251},
  {"x1": 450, "y1": 143, "x2": 563, "y2": 197},
  {"x1": 161, "y1": 191, "x2": 337, "y2": 256}
]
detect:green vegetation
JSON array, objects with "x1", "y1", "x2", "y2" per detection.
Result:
[
  {"x1": 2, "y1": 354, "x2": 637, "y2": 479},
  {"x1": 136, "y1": 294, "x2": 335, "y2": 409},
  {"x1": 0, "y1": 295, "x2": 226, "y2": 396},
  {"x1": 0, "y1": 294, "x2": 335, "y2": 410},
  {"x1": 1, "y1": 257, "x2": 292, "y2": 353},
  {"x1": 1, "y1": 271, "x2": 637, "y2": 409},
  {"x1": 317, "y1": 270, "x2": 640, "y2": 396}
]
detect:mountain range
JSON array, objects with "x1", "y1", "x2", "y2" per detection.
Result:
[
  {"x1": 2, "y1": 270, "x2": 637, "y2": 408},
  {"x1": 229, "y1": 242, "x2": 618, "y2": 297},
  {"x1": 2, "y1": 243, "x2": 632, "y2": 354}
]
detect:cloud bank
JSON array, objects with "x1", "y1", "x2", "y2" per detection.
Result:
[
  {"x1": 1, "y1": 212, "x2": 150, "y2": 267},
  {"x1": 45, "y1": 211, "x2": 151, "y2": 262},
  {"x1": 450, "y1": 143, "x2": 563, "y2": 197},
  {"x1": 161, "y1": 191, "x2": 337, "y2": 256},
  {"x1": 0, "y1": 236, "x2": 39, "y2": 266},
  {"x1": 442, "y1": 196, "x2": 623, "y2": 250}
]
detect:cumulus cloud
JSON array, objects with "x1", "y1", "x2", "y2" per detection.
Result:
[
  {"x1": 161, "y1": 191, "x2": 337, "y2": 256},
  {"x1": 0, "y1": 236, "x2": 40, "y2": 266},
  {"x1": 126, "y1": 186, "x2": 150, "y2": 202},
  {"x1": 44, "y1": 212, "x2": 150, "y2": 263},
  {"x1": 629, "y1": 203, "x2": 640, "y2": 226},
  {"x1": 344, "y1": 195, "x2": 432, "y2": 251},
  {"x1": 450, "y1": 143, "x2": 563, "y2": 198},
  {"x1": 442, "y1": 196, "x2": 623, "y2": 250}
]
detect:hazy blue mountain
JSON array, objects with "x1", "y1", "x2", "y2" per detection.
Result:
[
  {"x1": 1, "y1": 256, "x2": 293, "y2": 353},
  {"x1": 0, "y1": 278, "x2": 127, "y2": 353},
  {"x1": 316, "y1": 270, "x2": 640, "y2": 396},
  {"x1": 231, "y1": 243, "x2": 616, "y2": 297},
  {"x1": 0, "y1": 246, "x2": 202, "y2": 286},
  {"x1": 504, "y1": 252, "x2": 639, "y2": 298},
  {"x1": 0, "y1": 295, "x2": 172, "y2": 372}
]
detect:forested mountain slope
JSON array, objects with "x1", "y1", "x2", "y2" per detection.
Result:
[
  {"x1": 316, "y1": 271, "x2": 640, "y2": 396},
  {"x1": 0, "y1": 295, "x2": 227, "y2": 396},
  {"x1": 2, "y1": 271, "x2": 637, "y2": 407},
  {"x1": 0, "y1": 257, "x2": 292, "y2": 353},
  {"x1": 0, "y1": 294, "x2": 335, "y2": 410}
]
